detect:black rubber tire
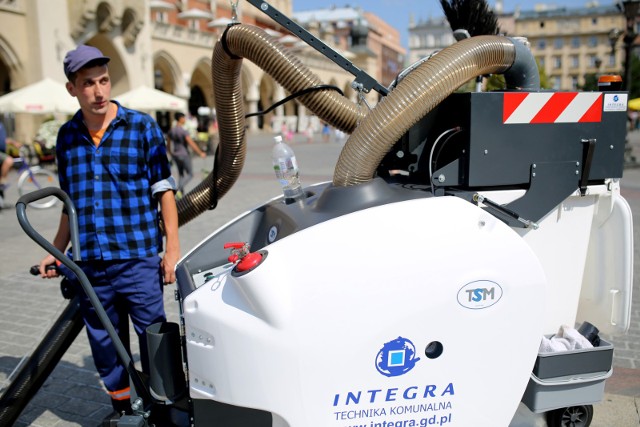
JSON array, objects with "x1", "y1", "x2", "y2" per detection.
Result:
[{"x1": 546, "y1": 404, "x2": 593, "y2": 427}]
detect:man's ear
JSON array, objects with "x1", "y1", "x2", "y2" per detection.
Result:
[{"x1": 65, "y1": 81, "x2": 76, "y2": 97}]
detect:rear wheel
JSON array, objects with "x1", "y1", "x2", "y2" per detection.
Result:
[
  {"x1": 546, "y1": 404, "x2": 593, "y2": 427},
  {"x1": 19, "y1": 145, "x2": 33, "y2": 165},
  {"x1": 17, "y1": 167, "x2": 59, "y2": 209}
]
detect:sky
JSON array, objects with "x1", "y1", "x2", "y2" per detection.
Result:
[{"x1": 291, "y1": 0, "x2": 619, "y2": 49}]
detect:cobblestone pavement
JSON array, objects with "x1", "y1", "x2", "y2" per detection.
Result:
[{"x1": 0, "y1": 131, "x2": 638, "y2": 426}]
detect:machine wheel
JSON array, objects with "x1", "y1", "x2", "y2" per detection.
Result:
[{"x1": 545, "y1": 404, "x2": 593, "y2": 427}]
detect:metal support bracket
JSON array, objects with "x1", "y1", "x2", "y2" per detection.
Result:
[
  {"x1": 503, "y1": 161, "x2": 581, "y2": 227},
  {"x1": 448, "y1": 161, "x2": 581, "y2": 229},
  {"x1": 245, "y1": 0, "x2": 389, "y2": 96}
]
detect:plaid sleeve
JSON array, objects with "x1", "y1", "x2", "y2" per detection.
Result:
[{"x1": 145, "y1": 119, "x2": 171, "y2": 186}]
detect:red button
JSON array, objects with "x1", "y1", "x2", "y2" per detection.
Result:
[{"x1": 235, "y1": 252, "x2": 262, "y2": 272}]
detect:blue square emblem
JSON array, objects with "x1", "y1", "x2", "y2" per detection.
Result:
[{"x1": 388, "y1": 350, "x2": 405, "y2": 367}]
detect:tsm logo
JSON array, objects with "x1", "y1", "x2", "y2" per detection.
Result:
[{"x1": 457, "y1": 280, "x2": 503, "y2": 309}]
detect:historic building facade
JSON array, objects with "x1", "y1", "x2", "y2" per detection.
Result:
[
  {"x1": 407, "y1": 16, "x2": 454, "y2": 66},
  {"x1": 292, "y1": 6, "x2": 406, "y2": 89},
  {"x1": 408, "y1": 2, "x2": 632, "y2": 91},
  {"x1": 0, "y1": 0, "x2": 395, "y2": 142},
  {"x1": 515, "y1": 4, "x2": 626, "y2": 90}
]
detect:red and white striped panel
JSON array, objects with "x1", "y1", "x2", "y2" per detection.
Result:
[{"x1": 503, "y1": 92, "x2": 603, "y2": 124}]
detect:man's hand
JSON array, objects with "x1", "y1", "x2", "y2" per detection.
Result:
[
  {"x1": 38, "y1": 254, "x2": 60, "y2": 279},
  {"x1": 161, "y1": 249, "x2": 179, "y2": 284}
]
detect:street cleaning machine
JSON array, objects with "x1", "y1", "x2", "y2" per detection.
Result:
[{"x1": 6, "y1": 0, "x2": 634, "y2": 426}]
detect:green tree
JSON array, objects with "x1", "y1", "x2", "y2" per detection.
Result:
[{"x1": 580, "y1": 73, "x2": 599, "y2": 91}]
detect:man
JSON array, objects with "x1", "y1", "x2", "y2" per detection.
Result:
[
  {"x1": 167, "y1": 112, "x2": 206, "y2": 197},
  {"x1": 38, "y1": 45, "x2": 179, "y2": 423},
  {"x1": 0, "y1": 121, "x2": 14, "y2": 195}
]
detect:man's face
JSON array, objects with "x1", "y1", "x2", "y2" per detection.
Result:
[{"x1": 66, "y1": 65, "x2": 111, "y2": 116}]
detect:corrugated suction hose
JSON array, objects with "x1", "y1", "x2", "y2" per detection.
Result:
[
  {"x1": 333, "y1": 36, "x2": 537, "y2": 186},
  {"x1": 176, "y1": 24, "x2": 366, "y2": 226},
  {"x1": 176, "y1": 30, "x2": 538, "y2": 225}
]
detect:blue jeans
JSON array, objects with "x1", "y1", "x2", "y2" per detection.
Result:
[{"x1": 73, "y1": 256, "x2": 166, "y2": 394}]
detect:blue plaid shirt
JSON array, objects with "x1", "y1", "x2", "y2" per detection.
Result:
[{"x1": 56, "y1": 101, "x2": 173, "y2": 260}]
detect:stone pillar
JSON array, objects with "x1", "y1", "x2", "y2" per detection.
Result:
[
  {"x1": 273, "y1": 85, "x2": 286, "y2": 131},
  {"x1": 246, "y1": 82, "x2": 260, "y2": 132},
  {"x1": 298, "y1": 104, "x2": 307, "y2": 133}
]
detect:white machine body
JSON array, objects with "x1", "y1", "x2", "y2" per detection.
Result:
[
  {"x1": 178, "y1": 179, "x2": 631, "y2": 426},
  {"x1": 183, "y1": 196, "x2": 551, "y2": 426}
]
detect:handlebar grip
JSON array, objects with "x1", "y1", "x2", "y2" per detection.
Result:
[{"x1": 30, "y1": 264, "x2": 57, "y2": 276}]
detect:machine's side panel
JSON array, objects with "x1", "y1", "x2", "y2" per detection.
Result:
[{"x1": 578, "y1": 185, "x2": 634, "y2": 335}]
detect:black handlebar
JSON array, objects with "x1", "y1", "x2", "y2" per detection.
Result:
[{"x1": 16, "y1": 188, "x2": 80, "y2": 262}]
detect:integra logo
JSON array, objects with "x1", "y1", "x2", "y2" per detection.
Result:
[
  {"x1": 375, "y1": 337, "x2": 420, "y2": 377},
  {"x1": 457, "y1": 280, "x2": 503, "y2": 309}
]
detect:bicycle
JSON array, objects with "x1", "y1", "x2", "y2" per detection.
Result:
[{"x1": 0, "y1": 153, "x2": 59, "y2": 209}]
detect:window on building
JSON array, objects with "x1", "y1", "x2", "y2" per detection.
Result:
[
  {"x1": 592, "y1": 18, "x2": 598, "y2": 25},
  {"x1": 409, "y1": 35, "x2": 417, "y2": 49},
  {"x1": 588, "y1": 54, "x2": 598, "y2": 67},
  {"x1": 156, "y1": 11, "x2": 168, "y2": 23},
  {"x1": 537, "y1": 56, "x2": 545, "y2": 68},
  {"x1": 553, "y1": 76, "x2": 561, "y2": 90},
  {"x1": 189, "y1": 19, "x2": 198, "y2": 30},
  {"x1": 537, "y1": 39, "x2": 546, "y2": 50},
  {"x1": 609, "y1": 54, "x2": 616, "y2": 67},
  {"x1": 571, "y1": 37, "x2": 580, "y2": 48},
  {"x1": 540, "y1": 21, "x2": 545, "y2": 28},
  {"x1": 570, "y1": 55, "x2": 579, "y2": 68},
  {"x1": 571, "y1": 76, "x2": 579, "y2": 90},
  {"x1": 554, "y1": 38, "x2": 563, "y2": 49},
  {"x1": 426, "y1": 34, "x2": 435, "y2": 47},
  {"x1": 553, "y1": 56, "x2": 562, "y2": 69},
  {"x1": 588, "y1": 36, "x2": 598, "y2": 47}
]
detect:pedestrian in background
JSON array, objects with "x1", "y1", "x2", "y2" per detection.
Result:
[
  {"x1": 0, "y1": 122, "x2": 14, "y2": 191},
  {"x1": 304, "y1": 121, "x2": 314, "y2": 143},
  {"x1": 37, "y1": 44, "x2": 179, "y2": 424},
  {"x1": 322, "y1": 122, "x2": 331, "y2": 142},
  {"x1": 167, "y1": 111, "x2": 207, "y2": 198}
]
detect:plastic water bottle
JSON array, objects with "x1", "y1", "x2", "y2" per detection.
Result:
[{"x1": 272, "y1": 135, "x2": 306, "y2": 202}]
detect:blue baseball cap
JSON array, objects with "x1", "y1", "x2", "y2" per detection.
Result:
[{"x1": 63, "y1": 45, "x2": 110, "y2": 79}]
